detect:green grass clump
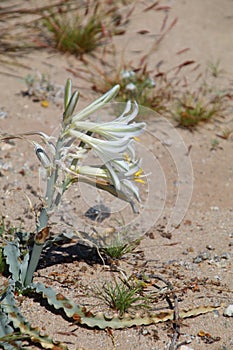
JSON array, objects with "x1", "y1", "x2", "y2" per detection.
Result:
[
  {"x1": 43, "y1": 11, "x2": 103, "y2": 55},
  {"x1": 96, "y1": 277, "x2": 149, "y2": 315},
  {"x1": 174, "y1": 77, "x2": 230, "y2": 129},
  {"x1": 175, "y1": 94, "x2": 218, "y2": 128},
  {"x1": 42, "y1": 0, "x2": 130, "y2": 56},
  {"x1": 102, "y1": 237, "x2": 141, "y2": 259}
]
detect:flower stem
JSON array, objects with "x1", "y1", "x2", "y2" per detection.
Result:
[
  {"x1": 24, "y1": 138, "x2": 64, "y2": 286},
  {"x1": 23, "y1": 208, "x2": 49, "y2": 286}
]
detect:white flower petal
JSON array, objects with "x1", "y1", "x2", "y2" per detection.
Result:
[
  {"x1": 116, "y1": 101, "x2": 139, "y2": 124},
  {"x1": 69, "y1": 129, "x2": 131, "y2": 156},
  {"x1": 111, "y1": 159, "x2": 130, "y2": 173},
  {"x1": 71, "y1": 119, "x2": 145, "y2": 140},
  {"x1": 105, "y1": 162, "x2": 121, "y2": 190},
  {"x1": 78, "y1": 165, "x2": 108, "y2": 179},
  {"x1": 71, "y1": 85, "x2": 120, "y2": 122},
  {"x1": 121, "y1": 179, "x2": 141, "y2": 202}
]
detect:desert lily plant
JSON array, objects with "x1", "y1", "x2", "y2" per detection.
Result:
[
  {"x1": 0, "y1": 80, "x2": 224, "y2": 349},
  {"x1": 0, "y1": 79, "x2": 146, "y2": 348},
  {"x1": 24, "y1": 79, "x2": 146, "y2": 286}
]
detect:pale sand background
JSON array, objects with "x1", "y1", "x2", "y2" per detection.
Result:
[{"x1": 0, "y1": 1, "x2": 233, "y2": 349}]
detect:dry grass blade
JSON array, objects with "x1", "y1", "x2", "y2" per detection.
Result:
[
  {"x1": 0, "y1": 0, "x2": 80, "y2": 54},
  {"x1": 0, "y1": 0, "x2": 75, "y2": 18}
]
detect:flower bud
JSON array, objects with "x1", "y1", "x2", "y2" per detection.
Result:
[{"x1": 34, "y1": 143, "x2": 51, "y2": 169}]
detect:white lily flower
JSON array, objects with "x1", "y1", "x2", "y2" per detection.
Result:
[
  {"x1": 66, "y1": 101, "x2": 145, "y2": 141},
  {"x1": 60, "y1": 82, "x2": 146, "y2": 211},
  {"x1": 12, "y1": 79, "x2": 148, "y2": 288},
  {"x1": 67, "y1": 128, "x2": 144, "y2": 194},
  {"x1": 68, "y1": 129, "x2": 131, "y2": 161},
  {"x1": 70, "y1": 120, "x2": 145, "y2": 141}
]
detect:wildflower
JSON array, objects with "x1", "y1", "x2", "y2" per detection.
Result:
[
  {"x1": 60, "y1": 89, "x2": 146, "y2": 211},
  {"x1": 125, "y1": 83, "x2": 137, "y2": 91},
  {"x1": 31, "y1": 81, "x2": 146, "y2": 213}
]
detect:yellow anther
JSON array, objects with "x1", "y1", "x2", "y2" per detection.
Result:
[
  {"x1": 135, "y1": 168, "x2": 143, "y2": 177},
  {"x1": 134, "y1": 168, "x2": 145, "y2": 184},
  {"x1": 135, "y1": 178, "x2": 145, "y2": 184}
]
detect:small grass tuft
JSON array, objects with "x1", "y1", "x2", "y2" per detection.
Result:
[
  {"x1": 41, "y1": 0, "x2": 130, "y2": 56},
  {"x1": 174, "y1": 93, "x2": 218, "y2": 128},
  {"x1": 216, "y1": 128, "x2": 233, "y2": 140},
  {"x1": 43, "y1": 8, "x2": 103, "y2": 55},
  {"x1": 210, "y1": 138, "x2": 220, "y2": 150},
  {"x1": 207, "y1": 59, "x2": 224, "y2": 78},
  {"x1": 0, "y1": 216, "x2": 17, "y2": 240},
  {"x1": 96, "y1": 276, "x2": 150, "y2": 315},
  {"x1": 102, "y1": 235, "x2": 141, "y2": 259},
  {"x1": 174, "y1": 83, "x2": 230, "y2": 129}
]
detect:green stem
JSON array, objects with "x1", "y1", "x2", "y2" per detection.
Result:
[
  {"x1": 24, "y1": 138, "x2": 64, "y2": 286},
  {"x1": 45, "y1": 137, "x2": 63, "y2": 208},
  {"x1": 23, "y1": 208, "x2": 48, "y2": 286}
]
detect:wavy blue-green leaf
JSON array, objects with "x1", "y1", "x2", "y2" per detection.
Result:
[{"x1": 3, "y1": 240, "x2": 20, "y2": 283}]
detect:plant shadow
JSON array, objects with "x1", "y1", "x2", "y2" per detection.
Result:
[{"x1": 38, "y1": 241, "x2": 106, "y2": 270}]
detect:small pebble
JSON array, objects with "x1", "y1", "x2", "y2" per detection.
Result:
[
  {"x1": 206, "y1": 245, "x2": 215, "y2": 251},
  {"x1": 220, "y1": 252, "x2": 230, "y2": 260},
  {"x1": 193, "y1": 256, "x2": 202, "y2": 263},
  {"x1": 213, "y1": 255, "x2": 221, "y2": 262},
  {"x1": 0, "y1": 111, "x2": 7, "y2": 119},
  {"x1": 223, "y1": 304, "x2": 233, "y2": 317},
  {"x1": 193, "y1": 251, "x2": 210, "y2": 263},
  {"x1": 210, "y1": 206, "x2": 219, "y2": 211},
  {"x1": 0, "y1": 143, "x2": 13, "y2": 151},
  {"x1": 214, "y1": 275, "x2": 221, "y2": 281}
]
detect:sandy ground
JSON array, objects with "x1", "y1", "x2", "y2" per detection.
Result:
[{"x1": 0, "y1": 1, "x2": 233, "y2": 349}]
